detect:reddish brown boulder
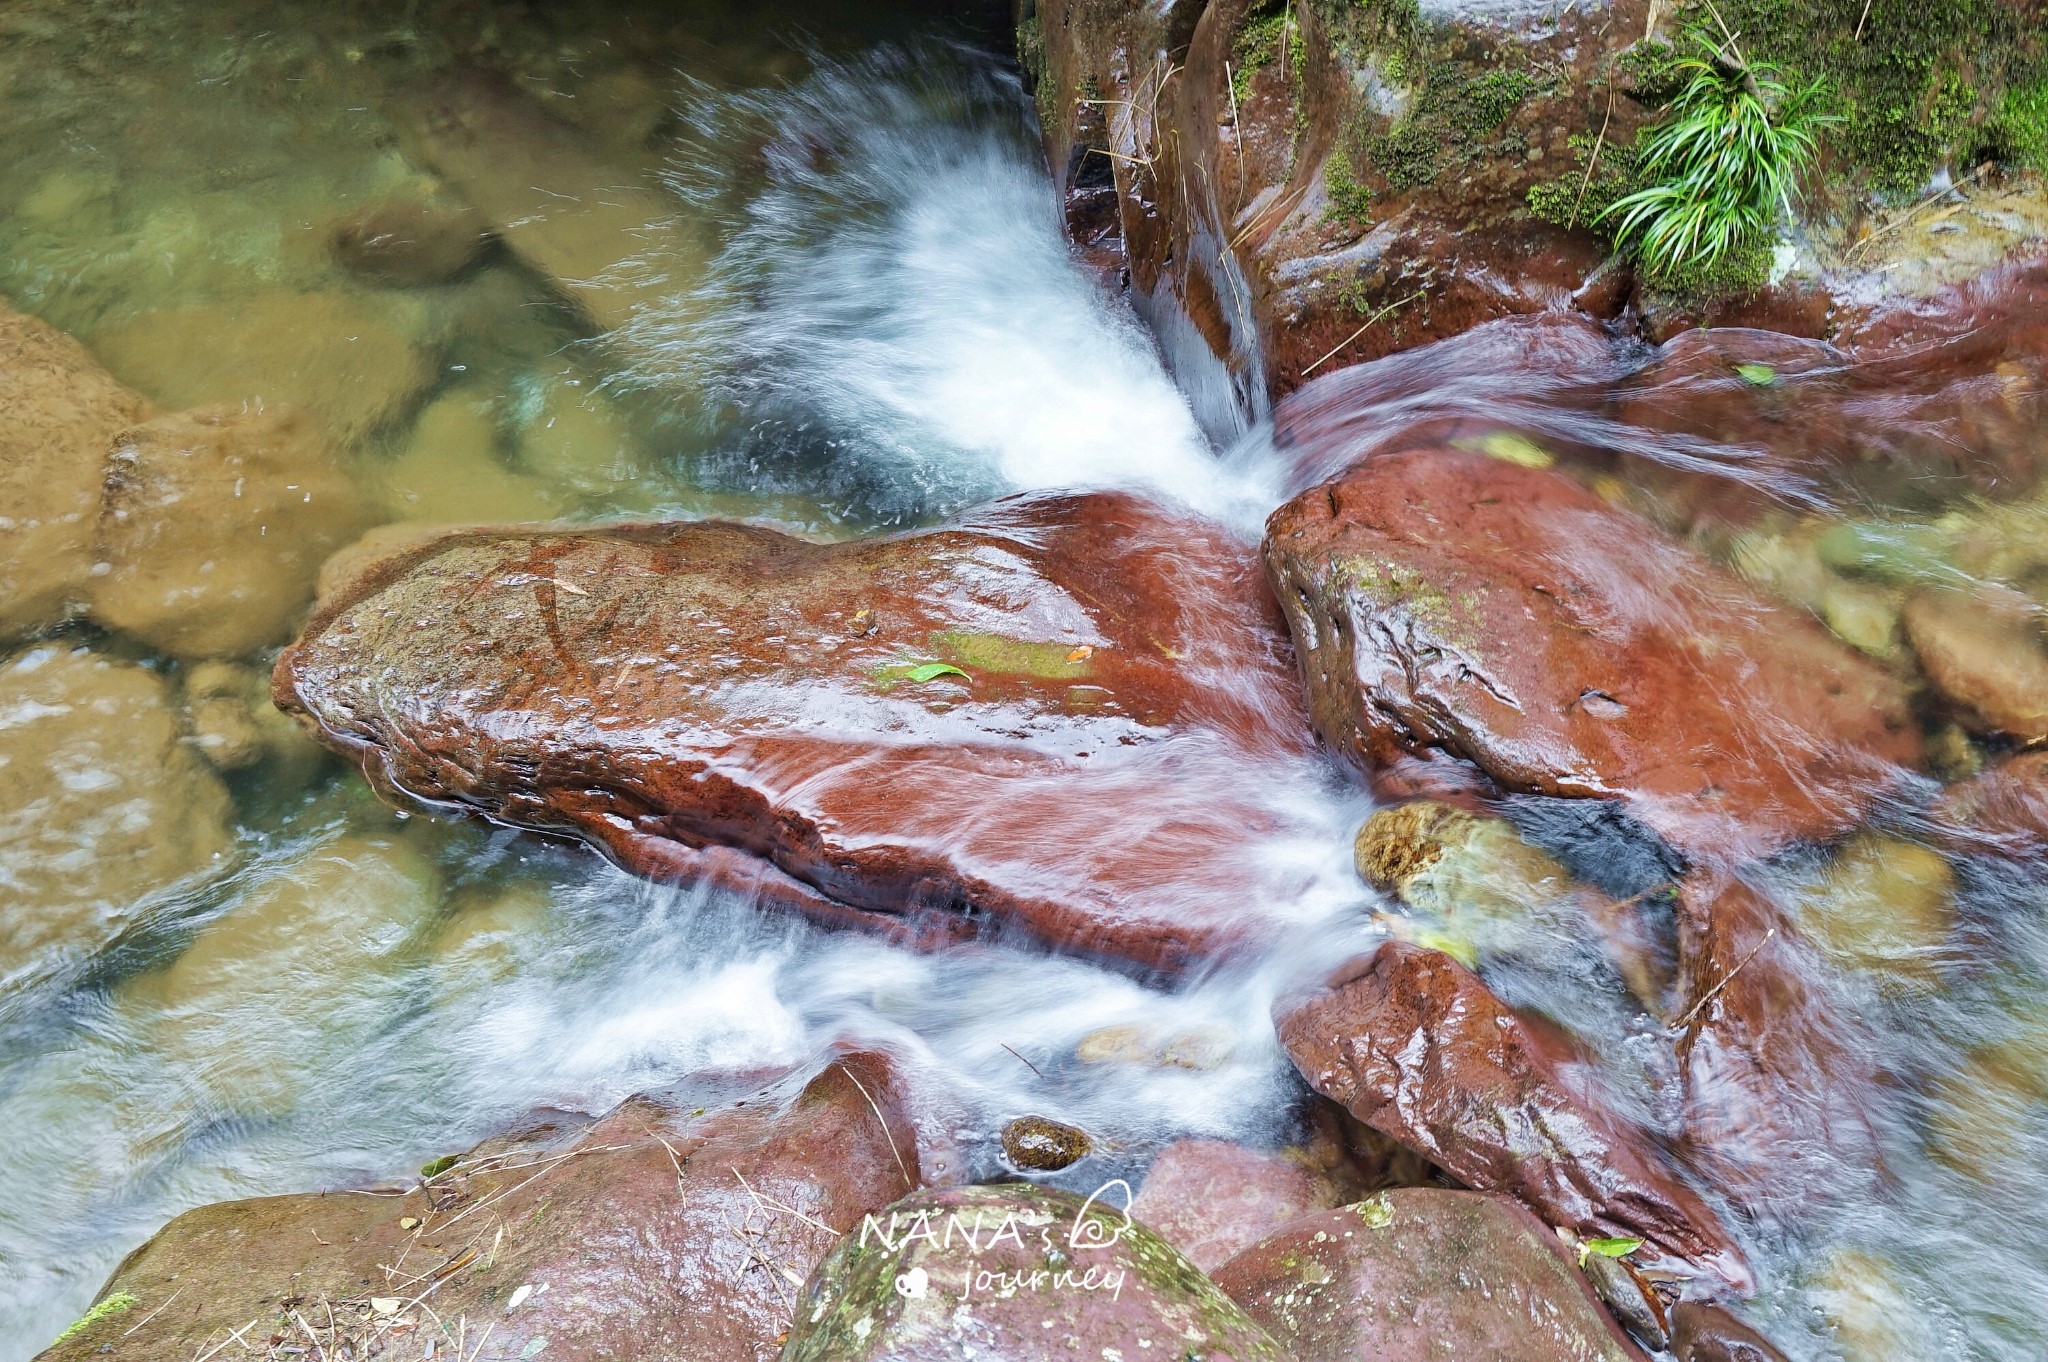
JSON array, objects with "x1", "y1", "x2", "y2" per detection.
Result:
[
  {"x1": 1130, "y1": 1137, "x2": 1351, "y2": 1272},
  {"x1": 1262, "y1": 445, "x2": 1922, "y2": 861},
  {"x1": 276, "y1": 492, "x2": 1322, "y2": 975},
  {"x1": 1212, "y1": 1189, "x2": 1648, "y2": 1362},
  {"x1": 782, "y1": 1181, "x2": 1283, "y2": 1361},
  {"x1": 38, "y1": 1051, "x2": 922, "y2": 1362},
  {"x1": 1276, "y1": 942, "x2": 1750, "y2": 1294},
  {"x1": 1670, "y1": 1300, "x2": 1792, "y2": 1362},
  {"x1": 1937, "y1": 751, "x2": 2048, "y2": 856}
]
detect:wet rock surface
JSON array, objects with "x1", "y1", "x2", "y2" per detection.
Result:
[
  {"x1": 1212, "y1": 1188, "x2": 1647, "y2": 1362},
  {"x1": 90, "y1": 405, "x2": 376, "y2": 660},
  {"x1": 0, "y1": 302, "x2": 155, "y2": 642},
  {"x1": 1000, "y1": 1116, "x2": 1092, "y2": 1172},
  {"x1": 1938, "y1": 751, "x2": 2048, "y2": 856},
  {"x1": 1264, "y1": 445, "x2": 1923, "y2": 860},
  {"x1": 0, "y1": 647, "x2": 233, "y2": 984},
  {"x1": 275, "y1": 491, "x2": 1320, "y2": 974},
  {"x1": 1130, "y1": 1137, "x2": 1354, "y2": 1272},
  {"x1": 782, "y1": 1181, "x2": 1283, "y2": 1362},
  {"x1": 1668, "y1": 1300, "x2": 1792, "y2": 1362},
  {"x1": 1276, "y1": 941, "x2": 1749, "y2": 1292},
  {"x1": 39, "y1": 1051, "x2": 923, "y2": 1362},
  {"x1": 1903, "y1": 584, "x2": 2048, "y2": 741}
]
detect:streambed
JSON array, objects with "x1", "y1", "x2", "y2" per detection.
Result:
[{"x1": 3, "y1": 2, "x2": 2047, "y2": 1359}]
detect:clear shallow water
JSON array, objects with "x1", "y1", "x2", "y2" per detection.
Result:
[{"x1": 3, "y1": 2, "x2": 2047, "y2": 1359}]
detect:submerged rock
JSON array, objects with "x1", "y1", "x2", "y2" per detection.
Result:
[
  {"x1": 1276, "y1": 941, "x2": 1749, "y2": 1294},
  {"x1": 1213, "y1": 1189, "x2": 1647, "y2": 1362},
  {"x1": 90, "y1": 287, "x2": 436, "y2": 449},
  {"x1": 41, "y1": 1052, "x2": 924, "y2": 1362},
  {"x1": 275, "y1": 492, "x2": 1320, "y2": 974},
  {"x1": 782, "y1": 1182, "x2": 1283, "y2": 1362},
  {"x1": 1130, "y1": 1137, "x2": 1357, "y2": 1273},
  {"x1": 1001, "y1": 1115, "x2": 1092, "y2": 1172},
  {"x1": 330, "y1": 188, "x2": 487, "y2": 288},
  {"x1": 0, "y1": 302, "x2": 155, "y2": 642},
  {"x1": 0, "y1": 648, "x2": 233, "y2": 982},
  {"x1": 1903, "y1": 583, "x2": 2048, "y2": 741},
  {"x1": 1799, "y1": 834, "x2": 1954, "y2": 987},
  {"x1": 90, "y1": 405, "x2": 376, "y2": 660},
  {"x1": 1937, "y1": 751, "x2": 2048, "y2": 856},
  {"x1": 1264, "y1": 446, "x2": 1923, "y2": 861}
]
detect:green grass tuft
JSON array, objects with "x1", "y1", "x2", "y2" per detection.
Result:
[{"x1": 1597, "y1": 34, "x2": 1830, "y2": 285}]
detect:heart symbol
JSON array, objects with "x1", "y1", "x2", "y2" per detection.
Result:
[{"x1": 894, "y1": 1266, "x2": 929, "y2": 1300}]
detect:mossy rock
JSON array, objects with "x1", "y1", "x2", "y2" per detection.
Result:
[{"x1": 783, "y1": 1183, "x2": 1283, "y2": 1361}]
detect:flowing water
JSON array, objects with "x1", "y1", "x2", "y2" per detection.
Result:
[{"x1": 2, "y1": 1, "x2": 2047, "y2": 1359}]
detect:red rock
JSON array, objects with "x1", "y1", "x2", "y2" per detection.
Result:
[
  {"x1": 37, "y1": 1051, "x2": 922, "y2": 1362},
  {"x1": 782, "y1": 1181, "x2": 1284, "y2": 1361},
  {"x1": 1936, "y1": 751, "x2": 2048, "y2": 856},
  {"x1": 1674, "y1": 872, "x2": 1884, "y2": 1216},
  {"x1": 1261, "y1": 445, "x2": 1922, "y2": 861},
  {"x1": 1275, "y1": 941, "x2": 1751, "y2": 1294},
  {"x1": 1212, "y1": 1189, "x2": 1649, "y2": 1362},
  {"x1": 1130, "y1": 1138, "x2": 1348, "y2": 1272},
  {"x1": 276, "y1": 492, "x2": 1323, "y2": 975},
  {"x1": 1670, "y1": 1300, "x2": 1792, "y2": 1362}
]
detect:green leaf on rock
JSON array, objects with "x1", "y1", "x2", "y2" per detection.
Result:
[
  {"x1": 1735, "y1": 363, "x2": 1777, "y2": 387},
  {"x1": 1579, "y1": 1235, "x2": 1645, "y2": 1265},
  {"x1": 420, "y1": 1154, "x2": 458, "y2": 1179},
  {"x1": 904, "y1": 662, "x2": 969, "y2": 684},
  {"x1": 1456, "y1": 431, "x2": 1555, "y2": 469}
]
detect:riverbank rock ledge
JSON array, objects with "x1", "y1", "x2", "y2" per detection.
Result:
[
  {"x1": 781, "y1": 1182, "x2": 1284, "y2": 1361},
  {"x1": 1212, "y1": 1188, "x2": 1649, "y2": 1362},
  {"x1": 275, "y1": 491, "x2": 1319, "y2": 974},
  {"x1": 1262, "y1": 445, "x2": 1924, "y2": 860},
  {"x1": 38, "y1": 1051, "x2": 923, "y2": 1362},
  {"x1": 1277, "y1": 941, "x2": 1750, "y2": 1294}
]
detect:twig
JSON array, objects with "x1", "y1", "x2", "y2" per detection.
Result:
[
  {"x1": 1849, "y1": 161, "x2": 1992, "y2": 257},
  {"x1": 190, "y1": 1319, "x2": 260, "y2": 1362},
  {"x1": 1300, "y1": 290, "x2": 1425, "y2": 376},
  {"x1": 289, "y1": 1311, "x2": 326, "y2": 1362},
  {"x1": 1000, "y1": 1043, "x2": 1045, "y2": 1079},
  {"x1": 732, "y1": 1165, "x2": 836, "y2": 1236},
  {"x1": 1854, "y1": 0, "x2": 1874, "y2": 41},
  {"x1": 1569, "y1": 73, "x2": 1619, "y2": 229},
  {"x1": 839, "y1": 1064, "x2": 913, "y2": 1190},
  {"x1": 1673, "y1": 928, "x2": 1777, "y2": 1029},
  {"x1": 123, "y1": 1288, "x2": 182, "y2": 1337}
]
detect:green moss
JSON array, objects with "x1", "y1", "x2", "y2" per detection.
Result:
[
  {"x1": 1358, "y1": 59, "x2": 1539, "y2": 191},
  {"x1": 1709, "y1": 0, "x2": 2047, "y2": 193},
  {"x1": 932, "y1": 631, "x2": 1095, "y2": 679},
  {"x1": 1996, "y1": 80, "x2": 2048, "y2": 167},
  {"x1": 1233, "y1": 10, "x2": 1295, "y2": 102},
  {"x1": 1323, "y1": 146, "x2": 1375, "y2": 229},
  {"x1": 52, "y1": 1292, "x2": 138, "y2": 1345}
]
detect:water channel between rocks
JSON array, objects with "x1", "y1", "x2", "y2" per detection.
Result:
[{"x1": 2, "y1": 2, "x2": 2046, "y2": 1360}]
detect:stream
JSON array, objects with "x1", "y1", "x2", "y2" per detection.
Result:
[{"x1": 2, "y1": 2, "x2": 2046, "y2": 1359}]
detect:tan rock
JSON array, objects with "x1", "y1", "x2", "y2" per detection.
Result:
[
  {"x1": 330, "y1": 189, "x2": 487, "y2": 288},
  {"x1": 1802, "y1": 834, "x2": 1954, "y2": 986},
  {"x1": 1903, "y1": 583, "x2": 2048, "y2": 740},
  {"x1": 0, "y1": 647, "x2": 233, "y2": 981},
  {"x1": 90, "y1": 405, "x2": 376, "y2": 659},
  {"x1": 382, "y1": 389, "x2": 564, "y2": 523},
  {"x1": 1924, "y1": 1030, "x2": 2048, "y2": 1183},
  {"x1": 0, "y1": 304, "x2": 155, "y2": 641},
  {"x1": 186, "y1": 694, "x2": 264, "y2": 771},
  {"x1": 90, "y1": 288, "x2": 436, "y2": 449}
]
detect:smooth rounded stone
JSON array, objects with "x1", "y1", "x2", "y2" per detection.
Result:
[
  {"x1": 185, "y1": 693, "x2": 264, "y2": 770},
  {"x1": 1799, "y1": 834, "x2": 1953, "y2": 986},
  {"x1": 1073, "y1": 1023, "x2": 1233, "y2": 1070},
  {"x1": 1212, "y1": 1190, "x2": 1647, "y2": 1362},
  {"x1": 90, "y1": 287, "x2": 437, "y2": 449},
  {"x1": 0, "y1": 302, "x2": 155, "y2": 641},
  {"x1": 1904, "y1": 583, "x2": 2048, "y2": 740},
  {"x1": 1727, "y1": 525, "x2": 1830, "y2": 613},
  {"x1": 90, "y1": 405, "x2": 376, "y2": 659},
  {"x1": 118, "y1": 829, "x2": 445, "y2": 1118},
  {"x1": 40, "y1": 1052, "x2": 924, "y2": 1362},
  {"x1": 1579, "y1": 1248, "x2": 1669, "y2": 1350},
  {"x1": 1277, "y1": 941, "x2": 1750, "y2": 1293},
  {"x1": 1816, "y1": 576, "x2": 1903, "y2": 660},
  {"x1": 1130, "y1": 1138, "x2": 1351, "y2": 1272},
  {"x1": 1263, "y1": 446, "x2": 1923, "y2": 861},
  {"x1": 330, "y1": 189, "x2": 487, "y2": 288},
  {"x1": 1668, "y1": 1302, "x2": 1792, "y2": 1362},
  {"x1": 275, "y1": 493, "x2": 1323, "y2": 975},
  {"x1": 1001, "y1": 1115, "x2": 1092, "y2": 1171},
  {"x1": 0, "y1": 647, "x2": 233, "y2": 983},
  {"x1": 1809, "y1": 1248, "x2": 1928, "y2": 1362},
  {"x1": 430, "y1": 879, "x2": 555, "y2": 993},
  {"x1": 382, "y1": 388, "x2": 565, "y2": 523},
  {"x1": 1923, "y1": 1029, "x2": 2048, "y2": 1182},
  {"x1": 782, "y1": 1182, "x2": 1283, "y2": 1362},
  {"x1": 511, "y1": 360, "x2": 657, "y2": 496},
  {"x1": 1816, "y1": 518, "x2": 1962, "y2": 586}
]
